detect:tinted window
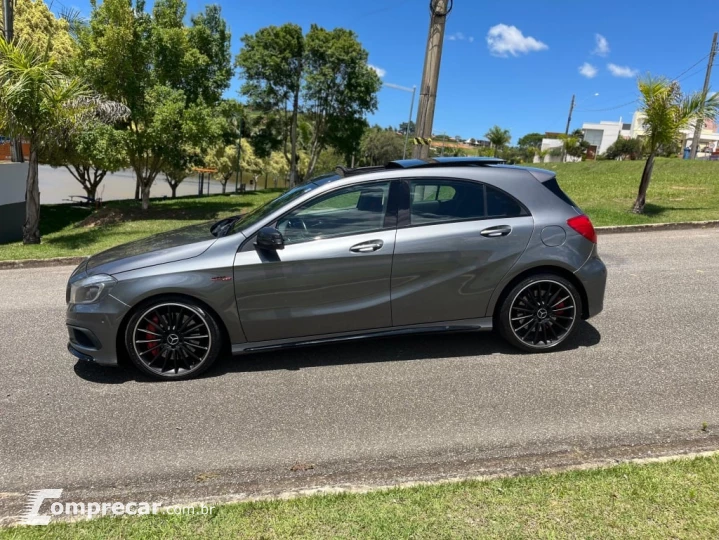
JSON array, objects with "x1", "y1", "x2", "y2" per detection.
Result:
[
  {"x1": 410, "y1": 180, "x2": 485, "y2": 225},
  {"x1": 277, "y1": 182, "x2": 391, "y2": 244},
  {"x1": 542, "y1": 177, "x2": 580, "y2": 210},
  {"x1": 486, "y1": 186, "x2": 526, "y2": 218}
]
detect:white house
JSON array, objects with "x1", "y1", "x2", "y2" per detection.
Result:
[
  {"x1": 630, "y1": 111, "x2": 719, "y2": 155},
  {"x1": 581, "y1": 119, "x2": 632, "y2": 156},
  {"x1": 0, "y1": 163, "x2": 28, "y2": 244}
]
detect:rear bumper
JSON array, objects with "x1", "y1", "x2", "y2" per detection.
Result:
[
  {"x1": 575, "y1": 253, "x2": 607, "y2": 319},
  {"x1": 65, "y1": 295, "x2": 130, "y2": 366}
]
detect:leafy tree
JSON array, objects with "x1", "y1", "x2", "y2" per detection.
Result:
[
  {"x1": 632, "y1": 76, "x2": 719, "y2": 213},
  {"x1": 78, "y1": 0, "x2": 232, "y2": 210},
  {"x1": 0, "y1": 37, "x2": 127, "y2": 243},
  {"x1": 398, "y1": 120, "x2": 415, "y2": 135},
  {"x1": 604, "y1": 137, "x2": 644, "y2": 160},
  {"x1": 484, "y1": 125, "x2": 511, "y2": 156},
  {"x1": 517, "y1": 132, "x2": 543, "y2": 149},
  {"x1": 0, "y1": 0, "x2": 75, "y2": 64},
  {"x1": 236, "y1": 23, "x2": 304, "y2": 186},
  {"x1": 301, "y1": 25, "x2": 381, "y2": 180},
  {"x1": 359, "y1": 127, "x2": 404, "y2": 166},
  {"x1": 44, "y1": 122, "x2": 128, "y2": 199}
]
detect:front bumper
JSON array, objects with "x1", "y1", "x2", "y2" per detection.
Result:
[
  {"x1": 66, "y1": 294, "x2": 131, "y2": 366},
  {"x1": 575, "y1": 252, "x2": 607, "y2": 319}
]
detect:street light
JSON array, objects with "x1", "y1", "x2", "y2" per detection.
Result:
[{"x1": 384, "y1": 82, "x2": 417, "y2": 159}]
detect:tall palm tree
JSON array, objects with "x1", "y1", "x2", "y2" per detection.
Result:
[
  {"x1": 0, "y1": 37, "x2": 128, "y2": 244},
  {"x1": 633, "y1": 75, "x2": 719, "y2": 214},
  {"x1": 484, "y1": 125, "x2": 511, "y2": 157}
]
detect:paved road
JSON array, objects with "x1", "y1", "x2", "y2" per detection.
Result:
[{"x1": 2, "y1": 228, "x2": 719, "y2": 518}]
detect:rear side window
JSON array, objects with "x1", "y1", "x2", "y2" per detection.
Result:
[
  {"x1": 543, "y1": 177, "x2": 580, "y2": 210},
  {"x1": 408, "y1": 180, "x2": 527, "y2": 226}
]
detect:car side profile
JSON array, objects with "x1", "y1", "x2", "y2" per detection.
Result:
[{"x1": 66, "y1": 157, "x2": 607, "y2": 380}]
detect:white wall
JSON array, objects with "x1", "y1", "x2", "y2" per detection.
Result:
[{"x1": 0, "y1": 163, "x2": 28, "y2": 205}]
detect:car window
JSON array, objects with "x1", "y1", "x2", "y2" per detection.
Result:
[
  {"x1": 410, "y1": 180, "x2": 485, "y2": 225},
  {"x1": 486, "y1": 185, "x2": 526, "y2": 218},
  {"x1": 277, "y1": 182, "x2": 392, "y2": 245}
]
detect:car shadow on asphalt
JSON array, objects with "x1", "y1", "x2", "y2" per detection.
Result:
[{"x1": 73, "y1": 322, "x2": 601, "y2": 384}]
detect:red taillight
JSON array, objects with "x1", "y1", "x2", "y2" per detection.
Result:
[{"x1": 567, "y1": 215, "x2": 597, "y2": 244}]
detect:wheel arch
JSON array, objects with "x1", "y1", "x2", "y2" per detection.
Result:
[{"x1": 489, "y1": 265, "x2": 590, "y2": 321}]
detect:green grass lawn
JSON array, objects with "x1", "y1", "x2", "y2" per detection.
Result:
[
  {"x1": 3, "y1": 454, "x2": 718, "y2": 539},
  {"x1": 1, "y1": 159, "x2": 718, "y2": 261}
]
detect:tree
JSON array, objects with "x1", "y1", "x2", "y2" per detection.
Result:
[
  {"x1": 518, "y1": 132, "x2": 543, "y2": 149},
  {"x1": 0, "y1": 37, "x2": 128, "y2": 243},
  {"x1": 0, "y1": 0, "x2": 75, "y2": 64},
  {"x1": 236, "y1": 24, "x2": 304, "y2": 186},
  {"x1": 398, "y1": 120, "x2": 415, "y2": 135},
  {"x1": 302, "y1": 25, "x2": 381, "y2": 179},
  {"x1": 78, "y1": 0, "x2": 233, "y2": 210},
  {"x1": 485, "y1": 125, "x2": 511, "y2": 156},
  {"x1": 359, "y1": 127, "x2": 404, "y2": 166},
  {"x1": 632, "y1": 76, "x2": 719, "y2": 214},
  {"x1": 44, "y1": 122, "x2": 128, "y2": 199}
]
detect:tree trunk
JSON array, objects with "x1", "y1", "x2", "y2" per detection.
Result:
[
  {"x1": 23, "y1": 145, "x2": 41, "y2": 245},
  {"x1": 632, "y1": 151, "x2": 656, "y2": 214},
  {"x1": 170, "y1": 183, "x2": 177, "y2": 198},
  {"x1": 289, "y1": 90, "x2": 300, "y2": 187},
  {"x1": 141, "y1": 183, "x2": 151, "y2": 211},
  {"x1": 134, "y1": 177, "x2": 140, "y2": 201},
  {"x1": 221, "y1": 181, "x2": 227, "y2": 194}
]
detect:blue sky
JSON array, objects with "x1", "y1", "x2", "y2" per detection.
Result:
[{"x1": 61, "y1": 0, "x2": 717, "y2": 142}]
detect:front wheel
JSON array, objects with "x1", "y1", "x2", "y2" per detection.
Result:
[
  {"x1": 124, "y1": 297, "x2": 223, "y2": 380},
  {"x1": 497, "y1": 274, "x2": 582, "y2": 352}
]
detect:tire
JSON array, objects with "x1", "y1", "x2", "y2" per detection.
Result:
[
  {"x1": 124, "y1": 296, "x2": 223, "y2": 380},
  {"x1": 497, "y1": 273, "x2": 583, "y2": 352}
]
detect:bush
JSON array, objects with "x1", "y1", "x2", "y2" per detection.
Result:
[{"x1": 604, "y1": 138, "x2": 644, "y2": 160}]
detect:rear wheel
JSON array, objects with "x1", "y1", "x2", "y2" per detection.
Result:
[
  {"x1": 497, "y1": 274, "x2": 582, "y2": 352},
  {"x1": 124, "y1": 297, "x2": 222, "y2": 380}
]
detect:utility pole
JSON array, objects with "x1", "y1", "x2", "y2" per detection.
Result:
[
  {"x1": 412, "y1": 0, "x2": 452, "y2": 160},
  {"x1": 562, "y1": 94, "x2": 576, "y2": 163},
  {"x1": 690, "y1": 32, "x2": 718, "y2": 160},
  {"x1": 3, "y1": 0, "x2": 23, "y2": 163}
]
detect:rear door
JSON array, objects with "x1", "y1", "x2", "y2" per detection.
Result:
[
  {"x1": 391, "y1": 178, "x2": 534, "y2": 326},
  {"x1": 233, "y1": 180, "x2": 398, "y2": 343}
]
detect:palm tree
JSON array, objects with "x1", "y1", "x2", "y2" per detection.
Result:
[
  {"x1": 632, "y1": 75, "x2": 719, "y2": 214},
  {"x1": 485, "y1": 125, "x2": 511, "y2": 157},
  {"x1": 0, "y1": 37, "x2": 128, "y2": 244}
]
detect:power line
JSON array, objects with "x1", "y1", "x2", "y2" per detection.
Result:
[
  {"x1": 574, "y1": 99, "x2": 639, "y2": 113},
  {"x1": 672, "y1": 53, "x2": 710, "y2": 81}
]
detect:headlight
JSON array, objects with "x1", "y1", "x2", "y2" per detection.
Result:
[{"x1": 69, "y1": 274, "x2": 117, "y2": 305}]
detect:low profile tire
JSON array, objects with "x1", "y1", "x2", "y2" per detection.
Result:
[
  {"x1": 497, "y1": 273, "x2": 583, "y2": 352},
  {"x1": 124, "y1": 296, "x2": 222, "y2": 380}
]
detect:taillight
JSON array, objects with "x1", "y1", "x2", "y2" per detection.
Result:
[{"x1": 567, "y1": 215, "x2": 597, "y2": 244}]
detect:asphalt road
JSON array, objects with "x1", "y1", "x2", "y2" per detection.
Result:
[{"x1": 2, "y1": 228, "x2": 719, "y2": 519}]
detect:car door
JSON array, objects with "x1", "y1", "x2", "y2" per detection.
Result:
[
  {"x1": 233, "y1": 180, "x2": 397, "y2": 343},
  {"x1": 391, "y1": 178, "x2": 534, "y2": 327}
]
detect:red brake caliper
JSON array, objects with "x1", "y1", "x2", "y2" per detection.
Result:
[{"x1": 146, "y1": 316, "x2": 161, "y2": 357}]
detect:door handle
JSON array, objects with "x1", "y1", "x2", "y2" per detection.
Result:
[
  {"x1": 480, "y1": 225, "x2": 512, "y2": 238},
  {"x1": 350, "y1": 240, "x2": 384, "y2": 253}
]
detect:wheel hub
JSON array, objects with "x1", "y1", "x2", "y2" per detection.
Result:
[{"x1": 509, "y1": 280, "x2": 577, "y2": 348}]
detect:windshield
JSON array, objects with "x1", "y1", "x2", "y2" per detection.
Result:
[{"x1": 226, "y1": 183, "x2": 318, "y2": 236}]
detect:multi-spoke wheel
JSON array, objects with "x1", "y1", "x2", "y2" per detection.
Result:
[
  {"x1": 125, "y1": 298, "x2": 222, "y2": 380},
  {"x1": 497, "y1": 275, "x2": 583, "y2": 352}
]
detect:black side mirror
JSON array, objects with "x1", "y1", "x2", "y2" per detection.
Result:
[{"x1": 256, "y1": 227, "x2": 285, "y2": 250}]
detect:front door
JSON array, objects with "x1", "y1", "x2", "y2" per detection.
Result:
[
  {"x1": 233, "y1": 181, "x2": 397, "y2": 343},
  {"x1": 391, "y1": 178, "x2": 534, "y2": 327}
]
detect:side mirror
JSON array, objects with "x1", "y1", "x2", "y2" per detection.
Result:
[{"x1": 256, "y1": 227, "x2": 285, "y2": 251}]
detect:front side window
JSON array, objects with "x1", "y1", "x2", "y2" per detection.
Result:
[
  {"x1": 277, "y1": 182, "x2": 392, "y2": 245},
  {"x1": 409, "y1": 180, "x2": 527, "y2": 226}
]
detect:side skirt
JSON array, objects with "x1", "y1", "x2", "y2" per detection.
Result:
[{"x1": 231, "y1": 317, "x2": 494, "y2": 355}]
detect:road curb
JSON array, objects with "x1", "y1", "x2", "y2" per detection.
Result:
[
  {"x1": 597, "y1": 220, "x2": 719, "y2": 234},
  {"x1": 0, "y1": 220, "x2": 717, "y2": 270},
  {"x1": 0, "y1": 256, "x2": 86, "y2": 270}
]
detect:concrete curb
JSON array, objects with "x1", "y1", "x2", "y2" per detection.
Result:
[
  {"x1": 0, "y1": 256, "x2": 86, "y2": 271},
  {"x1": 597, "y1": 220, "x2": 719, "y2": 234},
  {"x1": 0, "y1": 220, "x2": 718, "y2": 270}
]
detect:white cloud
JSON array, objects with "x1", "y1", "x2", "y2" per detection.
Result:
[
  {"x1": 579, "y1": 62, "x2": 598, "y2": 78},
  {"x1": 593, "y1": 34, "x2": 610, "y2": 56},
  {"x1": 468, "y1": 36, "x2": 474, "y2": 43},
  {"x1": 368, "y1": 64, "x2": 386, "y2": 78},
  {"x1": 448, "y1": 32, "x2": 473, "y2": 42},
  {"x1": 607, "y1": 63, "x2": 638, "y2": 78},
  {"x1": 486, "y1": 24, "x2": 548, "y2": 57}
]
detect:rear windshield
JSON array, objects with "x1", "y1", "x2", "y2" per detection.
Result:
[{"x1": 542, "y1": 177, "x2": 581, "y2": 210}]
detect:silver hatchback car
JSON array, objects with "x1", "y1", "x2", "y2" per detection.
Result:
[{"x1": 66, "y1": 158, "x2": 607, "y2": 380}]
